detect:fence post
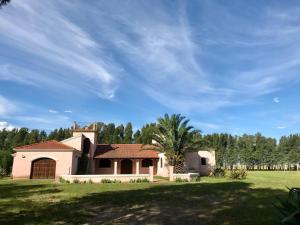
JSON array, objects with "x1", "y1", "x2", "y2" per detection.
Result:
[{"x1": 169, "y1": 166, "x2": 174, "y2": 181}]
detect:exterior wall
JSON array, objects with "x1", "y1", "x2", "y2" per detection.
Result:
[
  {"x1": 185, "y1": 151, "x2": 216, "y2": 176},
  {"x1": 12, "y1": 151, "x2": 79, "y2": 179},
  {"x1": 61, "y1": 135, "x2": 83, "y2": 151},
  {"x1": 94, "y1": 159, "x2": 114, "y2": 174},
  {"x1": 61, "y1": 174, "x2": 151, "y2": 183},
  {"x1": 172, "y1": 173, "x2": 199, "y2": 182},
  {"x1": 157, "y1": 153, "x2": 170, "y2": 177}
]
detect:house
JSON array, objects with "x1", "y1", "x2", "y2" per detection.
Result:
[{"x1": 11, "y1": 122, "x2": 215, "y2": 179}]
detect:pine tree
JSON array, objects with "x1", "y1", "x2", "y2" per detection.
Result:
[{"x1": 124, "y1": 122, "x2": 133, "y2": 144}]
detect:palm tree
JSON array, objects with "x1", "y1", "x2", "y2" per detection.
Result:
[
  {"x1": 0, "y1": 0, "x2": 10, "y2": 8},
  {"x1": 149, "y1": 114, "x2": 202, "y2": 166}
]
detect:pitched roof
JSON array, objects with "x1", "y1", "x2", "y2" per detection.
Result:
[
  {"x1": 14, "y1": 140, "x2": 74, "y2": 150},
  {"x1": 94, "y1": 144, "x2": 159, "y2": 159}
]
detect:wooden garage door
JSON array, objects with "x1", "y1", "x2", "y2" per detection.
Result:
[{"x1": 31, "y1": 158, "x2": 56, "y2": 179}]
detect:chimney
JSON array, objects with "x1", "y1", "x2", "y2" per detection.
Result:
[{"x1": 72, "y1": 121, "x2": 77, "y2": 130}]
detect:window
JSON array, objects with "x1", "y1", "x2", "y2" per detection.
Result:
[
  {"x1": 142, "y1": 159, "x2": 153, "y2": 167},
  {"x1": 201, "y1": 158, "x2": 207, "y2": 166},
  {"x1": 160, "y1": 158, "x2": 163, "y2": 168},
  {"x1": 99, "y1": 159, "x2": 111, "y2": 168}
]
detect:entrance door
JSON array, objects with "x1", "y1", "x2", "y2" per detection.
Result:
[
  {"x1": 121, "y1": 159, "x2": 132, "y2": 174},
  {"x1": 31, "y1": 158, "x2": 56, "y2": 179}
]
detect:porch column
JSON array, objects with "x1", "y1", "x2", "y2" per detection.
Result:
[
  {"x1": 169, "y1": 166, "x2": 174, "y2": 182},
  {"x1": 149, "y1": 166, "x2": 154, "y2": 182},
  {"x1": 136, "y1": 159, "x2": 140, "y2": 174},
  {"x1": 114, "y1": 160, "x2": 118, "y2": 175}
]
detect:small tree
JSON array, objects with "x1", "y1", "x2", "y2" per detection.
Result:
[{"x1": 149, "y1": 114, "x2": 202, "y2": 166}]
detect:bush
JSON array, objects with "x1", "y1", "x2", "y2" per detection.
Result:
[
  {"x1": 101, "y1": 179, "x2": 112, "y2": 183},
  {"x1": 73, "y1": 179, "x2": 80, "y2": 184},
  {"x1": 210, "y1": 167, "x2": 226, "y2": 177},
  {"x1": 59, "y1": 177, "x2": 67, "y2": 183},
  {"x1": 129, "y1": 178, "x2": 149, "y2": 183},
  {"x1": 228, "y1": 168, "x2": 247, "y2": 180},
  {"x1": 278, "y1": 188, "x2": 300, "y2": 225},
  {"x1": 0, "y1": 168, "x2": 7, "y2": 178},
  {"x1": 88, "y1": 179, "x2": 93, "y2": 184},
  {"x1": 101, "y1": 179, "x2": 121, "y2": 183},
  {"x1": 191, "y1": 176, "x2": 201, "y2": 182},
  {"x1": 175, "y1": 177, "x2": 189, "y2": 182}
]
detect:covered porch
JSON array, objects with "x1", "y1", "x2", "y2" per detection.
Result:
[
  {"x1": 93, "y1": 144, "x2": 159, "y2": 175},
  {"x1": 94, "y1": 158, "x2": 158, "y2": 175}
]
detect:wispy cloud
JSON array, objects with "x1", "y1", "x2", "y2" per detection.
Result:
[
  {"x1": 1, "y1": 0, "x2": 300, "y2": 115},
  {"x1": 64, "y1": 110, "x2": 72, "y2": 113},
  {"x1": 0, "y1": 95, "x2": 16, "y2": 116},
  {"x1": 276, "y1": 126, "x2": 285, "y2": 129},
  {"x1": 273, "y1": 97, "x2": 280, "y2": 103},
  {"x1": 48, "y1": 109, "x2": 58, "y2": 114},
  {"x1": 0, "y1": 0, "x2": 120, "y2": 99}
]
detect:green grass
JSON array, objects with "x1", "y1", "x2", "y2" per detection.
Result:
[{"x1": 0, "y1": 171, "x2": 300, "y2": 225}]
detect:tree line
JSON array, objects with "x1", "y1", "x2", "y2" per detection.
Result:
[{"x1": 1, "y1": 121, "x2": 300, "y2": 174}]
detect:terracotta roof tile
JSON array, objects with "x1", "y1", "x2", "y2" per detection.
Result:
[
  {"x1": 94, "y1": 144, "x2": 159, "y2": 159},
  {"x1": 14, "y1": 140, "x2": 74, "y2": 150}
]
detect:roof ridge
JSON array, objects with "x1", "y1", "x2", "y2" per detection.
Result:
[{"x1": 14, "y1": 140, "x2": 73, "y2": 150}]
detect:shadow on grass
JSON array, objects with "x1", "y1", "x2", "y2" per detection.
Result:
[{"x1": 0, "y1": 181, "x2": 287, "y2": 225}]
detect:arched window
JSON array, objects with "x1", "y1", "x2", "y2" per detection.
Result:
[
  {"x1": 99, "y1": 159, "x2": 111, "y2": 168},
  {"x1": 142, "y1": 159, "x2": 153, "y2": 167}
]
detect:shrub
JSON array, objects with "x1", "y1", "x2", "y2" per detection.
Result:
[
  {"x1": 73, "y1": 179, "x2": 80, "y2": 184},
  {"x1": 0, "y1": 168, "x2": 6, "y2": 178},
  {"x1": 210, "y1": 167, "x2": 226, "y2": 177},
  {"x1": 88, "y1": 179, "x2": 93, "y2": 184},
  {"x1": 191, "y1": 176, "x2": 201, "y2": 182},
  {"x1": 59, "y1": 177, "x2": 67, "y2": 183},
  {"x1": 228, "y1": 168, "x2": 247, "y2": 180},
  {"x1": 129, "y1": 178, "x2": 149, "y2": 183},
  {"x1": 101, "y1": 179, "x2": 112, "y2": 183},
  {"x1": 175, "y1": 177, "x2": 189, "y2": 182},
  {"x1": 277, "y1": 188, "x2": 300, "y2": 225}
]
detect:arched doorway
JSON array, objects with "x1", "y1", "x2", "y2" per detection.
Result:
[
  {"x1": 121, "y1": 159, "x2": 132, "y2": 174},
  {"x1": 30, "y1": 158, "x2": 56, "y2": 179}
]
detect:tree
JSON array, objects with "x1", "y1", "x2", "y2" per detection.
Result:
[
  {"x1": 133, "y1": 130, "x2": 141, "y2": 143},
  {"x1": 149, "y1": 114, "x2": 202, "y2": 166},
  {"x1": 0, "y1": 0, "x2": 10, "y2": 8},
  {"x1": 124, "y1": 122, "x2": 133, "y2": 144}
]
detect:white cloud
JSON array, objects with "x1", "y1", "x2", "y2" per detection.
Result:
[
  {"x1": 0, "y1": 0, "x2": 120, "y2": 100},
  {"x1": 0, "y1": 121, "x2": 15, "y2": 130},
  {"x1": 48, "y1": 109, "x2": 58, "y2": 114},
  {"x1": 1, "y1": 1, "x2": 300, "y2": 113},
  {"x1": 0, "y1": 95, "x2": 16, "y2": 116},
  {"x1": 276, "y1": 126, "x2": 286, "y2": 129},
  {"x1": 193, "y1": 121, "x2": 221, "y2": 130},
  {"x1": 273, "y1": 97, "x2": 280, "y2": 103},
  {"x1": 64, "y1": 110, "x2": 72, "y2": 113}
]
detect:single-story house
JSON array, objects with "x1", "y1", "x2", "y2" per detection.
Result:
[{"x1": 12, "y1": 123, "x2": 215, "y2": 179}]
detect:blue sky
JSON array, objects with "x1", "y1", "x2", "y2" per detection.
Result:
[{"x1": 1, "y1": 0, "x2": 300, "y2": 139}]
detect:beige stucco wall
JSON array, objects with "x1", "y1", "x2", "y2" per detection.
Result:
[
  {"x1": 12, "y1": 150, "x2": 79, "y2": 179},
  {"x1": 185, "y1": 151, "x2": 216, "y2": 176},
  {"x1": 157, "y1": 153, "x2": 170, "y2": 177},
  {"x1": 61, "y1": 135, "x2": 83, "y2": 151}
]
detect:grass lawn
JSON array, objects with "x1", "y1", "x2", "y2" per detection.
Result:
[{"x1": 0, "y1": 171, "x2": 300, "y2": 225}]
